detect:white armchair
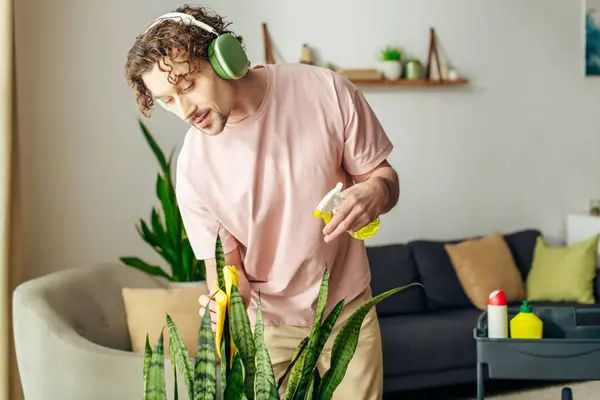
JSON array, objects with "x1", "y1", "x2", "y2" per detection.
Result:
[{"x1": 12, "y1": 262, "x2": 189, "y2": 400}]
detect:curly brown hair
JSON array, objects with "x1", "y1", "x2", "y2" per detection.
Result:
[{"x1": 124, "y1": 5, "x2": 244, "y2": 117}]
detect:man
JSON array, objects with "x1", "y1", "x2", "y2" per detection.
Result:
[{"x1": 124, "y1": 5, "x2": 399, "y2": 399}]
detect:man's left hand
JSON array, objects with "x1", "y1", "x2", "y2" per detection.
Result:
[{"x1": 322, "y1": 178, "x2": 389, "y2": 243}]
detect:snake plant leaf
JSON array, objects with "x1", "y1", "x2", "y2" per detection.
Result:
[
  {"x1": 138, "y1": 119, "x2": 168, "y2": 172},
  {"x1": 230, "y1": 285, "x2": 256, "y2": 400},
  {"x1": 314, "y1": 299, "x2": 344, "y2": 358},
  {"x1": 277, "y1": 337, "x2": 308, "y2": 390},
  {"x1": 282, "y1": 300, "x2": 343, "y2": 398},
  {"x1": 120, "y1": 257, "x2": 172, "y2": 280},
  {"x1": 169, "y1": 333, "x2": 179, "y2": 400},
  {"x1": 283, "y1": 342, "x2": 307, "y2": 400},
  {"x1": 221, "y1": 339, "x2": 227, "y2": 400},
  {"x1": 215, "y1": 236, "x2": 226, "y2": 291},
  {"x1": 143, "y1": 335, "x2": 153, "y2": 396},
  {"x1": 305, "y1": 375, "x2": 315, "y2": 400},
  {"x1": 292, "y1": 269, "x2": 329, "y2": 400},
  {"x1": 144, "y1": 330, "x2": 167, "y2": 400},
  {"x1": 223, "y1": 353, "x2": 245, "y2": 400},
  {"x1": 193, "y1": 305, "x2": 218, "y2": 400},
  {"x1": 317, "y1": 283, "x2": 422, "y2": 400},
  {"x1": 166, "y1": 315, "x2": 194, "y2": 399},
  {"x1": 254, "y1": 292, "x2": 279, "y2": 400}
]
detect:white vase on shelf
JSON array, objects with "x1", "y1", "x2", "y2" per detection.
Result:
[{"x1": 378, "y1": 60, "x2": 402, "y2": 80}]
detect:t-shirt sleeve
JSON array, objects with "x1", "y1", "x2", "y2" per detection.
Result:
[
  {"x1": 337, "y1": 76, "x2": 394, "y2": 176},
  {"x1": 176, "y1": 173, "x2": 238, "y2": 260}
]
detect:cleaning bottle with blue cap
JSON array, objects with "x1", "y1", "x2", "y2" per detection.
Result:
[{"x1": 313, "y1": 182, "x2": 380, "y2": 240}]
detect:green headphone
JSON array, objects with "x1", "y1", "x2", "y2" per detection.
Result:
[{"x1": 144, "y1": 12, "x2": 250, "y2": 110}]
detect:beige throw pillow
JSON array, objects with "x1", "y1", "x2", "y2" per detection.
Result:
[
  {"x1": 122, "y1": 284, "x2": 209, "y2": 357},
  {"x1": 444, "y1": 232, "x2": 525, "y2": 310}
]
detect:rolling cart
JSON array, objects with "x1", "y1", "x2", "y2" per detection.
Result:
[{"x1": 474, "y1": 305, "x2": 600, "y2": 400}]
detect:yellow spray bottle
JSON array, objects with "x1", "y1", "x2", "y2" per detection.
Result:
[{"x1": 313, "y1": 182, "x2": 380, "y2": 240}]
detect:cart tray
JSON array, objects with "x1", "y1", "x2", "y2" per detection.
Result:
[{"x1": 474, "y1": 305, "x2": 600, "y2": 380}]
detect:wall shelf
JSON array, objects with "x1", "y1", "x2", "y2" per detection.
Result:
[{"x1": 349, "y1": 78, "x2": 469, "y2": 87}]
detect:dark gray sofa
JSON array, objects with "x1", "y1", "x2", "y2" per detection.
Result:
[{"x1": 366, "y1": 228, "x2": 600, "y2": 394}]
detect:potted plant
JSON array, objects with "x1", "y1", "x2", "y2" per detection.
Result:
[
  {"x1": 120, "y1": 119, "x2": 205, "y2": 287},
  {"x1": 378, "y1": 46, "x2": 403, "y2": 80},
  {"x1": 142, "y1": 236, "x2": 421, "y2": 399}
]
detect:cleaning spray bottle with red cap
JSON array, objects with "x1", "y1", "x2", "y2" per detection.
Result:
[{"x1": 487, "y1": 289, "x2": 508, "y2": 339}]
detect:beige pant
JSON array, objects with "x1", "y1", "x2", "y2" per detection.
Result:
[{"x1": 263, "y1": 287, "x2": 384, "y2": 400}]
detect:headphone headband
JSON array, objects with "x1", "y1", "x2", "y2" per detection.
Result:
[{"x1": 144, "y1": 12, "x2": 219, "y2": 36}]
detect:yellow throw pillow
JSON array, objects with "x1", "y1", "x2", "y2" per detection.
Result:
[
  {"x1": 445, "y1": 232, "x2": 526, "y2": 311},
  {"x1": 526, "y1": 234, "x2": 599, "y2": 304},
  {"x1": 122, "y1": 284, "x2": 208, "y2": 357}
]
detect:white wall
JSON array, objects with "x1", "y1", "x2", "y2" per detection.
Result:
[{"x1": 14, "y1": 0, "x2": 600, "y2": 280}]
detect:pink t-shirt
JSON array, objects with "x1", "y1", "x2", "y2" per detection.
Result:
[{"x1": 176, "y1": 63, "x2": 394, "y2": 326}]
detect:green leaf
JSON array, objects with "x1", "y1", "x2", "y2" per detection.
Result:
[
  {"x1": 193, "y1": 259, "x2": 206, "y2": 282},
  {"x1": 281, "y1": 301, "x2": 342, "y2": 398},
  {"x1": 138, "y1": 118, "x2": 168, "y2": 172},
  {"x1": 215, "y1": 236, "x2": 226, "y2": 291},
  {"x1": 315, "y1": 300, "x2": 345, "y2": 360},
  {"x1": 254, "y1": 292, "x2": 279, "y2": 400},
  {"x1": 292, "y1": 269, "x2": 329, "y2": 400},
  {"x1": 193, "y1": 305, "x2": 218, "y2": 400},
  {"x1": 144, "y1": 330, "x2": 167, "y2": 400},
  {"x1": 230, "y1": 285, "x2": 256, "y2": 400},
  {"x1": 305, "y1": 375, "x2": 315, "y2": 400},
  {"x1": 151, "y1": 207, "x2": 167, "y2": 246},
  {"x1": 166, "y1": 315, "x2": 194, "y2": 399},
  {"x1": 317, "y1": 283, "x2": 422, "y2": 400},
  {"x1": 283, "y1": 344, "x2": 307, "y2": 399},
  {"x1": 120, "y1": 257, "x2": 172, "y2": 280},
  {"x1": 169, "y1": 333, "x2": 179, "y2": 400},
  {"x1": 181, "y1": 238, "x2": 194, "y2": 282},
  {"x1": 137, "y1": 220, "x2": 177, "y2": 269},
  {"x1": 277, "y1": 337, "x2": 308, "y2": 390},
  {"x1": 143, "y1": 334, "x2": 153, "y2": 396},
  {"x1": 156, "y1": 173, "x2": 181, "y2": 262},
  {"x1": 138, "y1": 219, "x2": 161, "y2": 248},
  {"x1": 223, "y1": 353, "x2": 245, "y2": 400},
  {"x1": 221, "y1": 339, "x2": 227, "y2": 400}
]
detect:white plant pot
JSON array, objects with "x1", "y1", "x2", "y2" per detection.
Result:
[
  {"x1": 168, "y1": 280, "x2": 207, "y2": 289},
  {"x1": 378, "y1": 60, "x2": 402, "y2": 80}
]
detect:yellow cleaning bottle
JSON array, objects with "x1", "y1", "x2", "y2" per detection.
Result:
[
  {"x1": 313, "y1": 182, "x2": 380, "y2": 240},
  {"x1": 510, "y1": 300, "x2": 543, "y2": 339}
]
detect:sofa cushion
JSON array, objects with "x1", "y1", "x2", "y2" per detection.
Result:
[
  {"x1": 367, "y1": 244, "x2": 427, "y2": 316},
  {"x1": 409, "y1": 238, "x2": 472, "y2": 310},
  {"x1": 526, "y1": 234, "x2": 599, "y2": 304},
  {"x1": 379, "y1": 308, "x2": 481, "y2": 377},
  {"x1": 410, "y1": 229, "x2": 541, "y2": 311},
  {"x1": 444, "y1": 232, "x2": 526, "y2": 311},
  {"x1": 503, "y1": 229, "x2": 541, "y2": 278}
]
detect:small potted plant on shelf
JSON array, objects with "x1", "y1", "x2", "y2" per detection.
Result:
[
  {"x1": 378, "y1": 46, "x2": 403, "y2": 80},
  {"x1": 120, "y1": 119, "x2": 206, "y2": 288}
]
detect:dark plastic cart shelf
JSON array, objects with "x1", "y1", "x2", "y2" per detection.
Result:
[{"x1": 473, "y1": 305, "x2": 600, "y2": 400}]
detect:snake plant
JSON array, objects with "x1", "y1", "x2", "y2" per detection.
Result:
[
  {"x1": 120, "y1": 119, "x2": 205, "y2": 282},
  {"x1": 142, "y1": 236, "x2": 420, "y2": 399}
]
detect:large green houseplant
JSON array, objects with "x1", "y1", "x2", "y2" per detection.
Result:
[
  {"x1": 120, "y1": 119, "x2": 205, "y2": 283},
  {"x1": 143, "y1": 236, "x2": 420, "y2": 399}
]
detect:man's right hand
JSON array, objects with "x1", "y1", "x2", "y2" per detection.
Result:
[{"x1": 199, "y1": 294, "x2": 217, "y2": 332}]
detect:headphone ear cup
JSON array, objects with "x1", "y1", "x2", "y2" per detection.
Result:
[{"x1": 208, "y1": 34, "x2": 250, "y2": 80}]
